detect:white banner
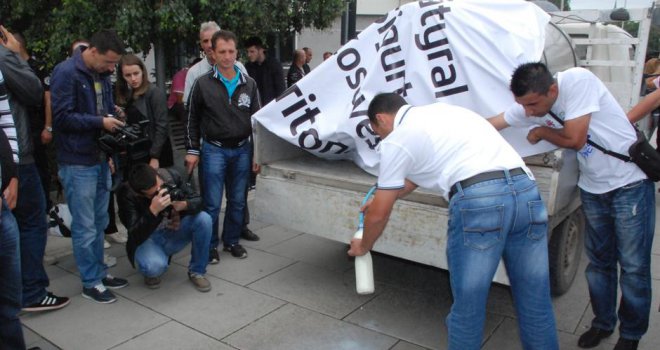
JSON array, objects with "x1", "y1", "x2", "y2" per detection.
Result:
[{"x1": 253, "y1": 0, "x2": 555, "y2": 175}]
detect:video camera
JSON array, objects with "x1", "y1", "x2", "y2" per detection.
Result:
[{"x1": 98, "y1": 118, "x2": 152, "y2": 162}]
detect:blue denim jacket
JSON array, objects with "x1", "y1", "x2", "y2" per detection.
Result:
[{"x1": 51, "y1": 50, "x2": 114, "y2": 165}]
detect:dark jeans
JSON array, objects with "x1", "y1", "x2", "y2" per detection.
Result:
[
  {"x1": 32, "y1": 131, "x2": 52, "y2": 212},
  {"x1": 201, "y1": 140, "x2": 251, "y2": 248},
  {"x1": 580, "y1": 179, "x2": 655, "y2": 340},
  {"x1": 15, "y1": 163, "x2": 49, "y2": 306},
  {"x1": 0, "y1": 200, "x2": 26, "y2": 350}
]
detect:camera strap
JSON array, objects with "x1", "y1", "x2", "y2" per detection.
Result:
[{"x1": 547, "y1": 110, "x2": 632, "y2": 162}]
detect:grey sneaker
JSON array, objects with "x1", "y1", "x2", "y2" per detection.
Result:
[
  {"x1": 144, "y1": 276, "x2": 161, "y2": 289},
  {"x1": 188, "y1": 272, "x2": 211, "y2": 292}
]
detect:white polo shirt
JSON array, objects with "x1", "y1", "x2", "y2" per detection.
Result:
[
  {"x1": 377, "y1": 103, "x2": 529, "y2": 200},
  {"x1": 504, "y1": 67, "x2": 646, "y2": 194}
]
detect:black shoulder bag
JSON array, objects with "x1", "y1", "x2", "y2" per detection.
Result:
[{"x1": 548, "y1": 111, "x2": 660, "y2": 182}]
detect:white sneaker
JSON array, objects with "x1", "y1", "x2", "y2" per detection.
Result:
[
  {"x1": 104, "y1": 240, "x2": 111, "y2": 249},
  {"x1": 106, "y1": 232, "x2": 127, "y2": 244},
  {"x1": 104, "y1": 253, "x2": 117, "y2": 267}
]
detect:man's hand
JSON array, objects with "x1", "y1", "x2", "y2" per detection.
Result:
[
  {"x1": 527, "y1": 127, "x2": 542, "y2": 144},
  {"x1": 348, "y1": 238, "x2": 368, "y2": 257},
  {"x1": 0, "y1": 26, "x2": 22, "y2": 54},
  {"x1": 41, "y1": 128, "x2": 53, "y2": 144},
  {"x1": 149, "y1": 158, "x2": 159, "y2": 169},
  {"x1": 185, "y1": 154, "x2": 199, "y2": 174},
  {"x1": 3, "y1": 177, "x2": 18, "y2": 210},
  {"x1": 149, "y1": 188, "x2": 171, "y2": 216},
  {"x1": 252, "y1": 162, "x2": 260, "y2": 173},
  {"x1": 108, "y1": 157, "x2": 115, "y2": 174},
  {"x1": 102, "y1": 116, "x2": 124, "y2": 132},
  {"x1": 170, "y1": 200, "x2": 187, "y2": 212}
]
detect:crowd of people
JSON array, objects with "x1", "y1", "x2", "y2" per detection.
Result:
[
  {"x1": 0, "y1": 21, "x2": 312, "y2": 349},
  {"x1": 0, "y1": 19, "x2": 657, "y2": 350}
]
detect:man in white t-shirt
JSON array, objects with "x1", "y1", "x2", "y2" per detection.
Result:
[
  {"x1": 489, "y1": 62, "x2": 654, "y2": 350},
  {"x1": 348, "y1": 93, "x2": 558, "y2": 350}
]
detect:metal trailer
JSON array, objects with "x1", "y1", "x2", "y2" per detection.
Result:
[{"x1": 253, "y1": 3, "x2": 657, "y2": 295}]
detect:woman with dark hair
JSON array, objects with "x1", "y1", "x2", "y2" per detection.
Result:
[{"x1": 115, "y1": 53, "x2": 173, "y2": 170}]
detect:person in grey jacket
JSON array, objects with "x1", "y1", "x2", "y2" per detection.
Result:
[{"x1": 0, "y1": 25, "x2": 70, "y2": 312}]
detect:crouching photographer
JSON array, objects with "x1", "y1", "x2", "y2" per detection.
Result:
[{"x1": 116, "y1": 164, "x2": 212, "y2": 292}]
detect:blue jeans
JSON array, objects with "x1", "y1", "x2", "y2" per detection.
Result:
[
  {"x1": 14, "y1": 163, "x2": 49, "y2": 306},
  {"x1": 59, "y1": 163, "x2": 111, "y2": 288},
  {"x1": 446, "y1": 172, "x2": 558, "y2": 350},
  {"x1": 200, "y1": 140, "x2": 251, "y2": 248},
  {"x1": 0, "y1": 200, "x2": 26, "y2": 349},
  {"x1": 135, "y1": 212, "x2": 212, "y2": 276},
  {"x1": 580, "y1": 179, "x2": 655, "y2": 340}
]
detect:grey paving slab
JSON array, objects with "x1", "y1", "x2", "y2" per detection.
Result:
[
  {"x1": 551, "y1": 253, "x2": 591, "y2": 333},
  {"x1": 138, "y1": 274, "x2": 285, "y2": 339},
  {"x1": 224, "y1": 303, "x2": 398, "y2": 350},
  {"x1": 244, "y1": 217, "x2": 271, "y2": 233},
  {"x1": 175, "y1": 246, "x2": 296, "y2": 286},
  {"x1": 112, "y1": 320, "x2": 232, "y2": 350},
  {"x1": 262, "y1": 232, "x2": 354, "y2": 272},
  {"x1": 239, "y1": 224, "x2": 303, "y2": 250},
  {"x1": 390, "y1": 340, "x2": 431, "y2": 350},
  {"x1": 40, "y1": 265, "x2": 84, "y2": 301},
  {"x1": 248, "y1": 261, "x2": 380, "y2": 319},
  {"x1": 21, "y1": 295, "x2": 169, "y2": 350},
  {"x1": 576, "y1": 278, "x2": 660, "y2": 350},
  {"x1": 113, "y1": 264, "x2": 192, "y2": 301},
  {"x1": 483, "y1": 318, "x2": 611, "y2": 350},
  {"x1": 344, "y1": 287, "x2": 480, "y2": 350}
]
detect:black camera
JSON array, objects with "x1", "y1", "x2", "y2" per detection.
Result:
[
  {"x1": 98, "y1": 120, "x2": 152, "y2": 162},
  {"x1": 160, "y1": 183, "x2": 186, "y2": 201}
]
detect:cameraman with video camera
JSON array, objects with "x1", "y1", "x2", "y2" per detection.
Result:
[{"x1": 116, "y1": 163, "x2": 212, "y2": 292}]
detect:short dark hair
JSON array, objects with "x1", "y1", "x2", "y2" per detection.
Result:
[
  {"x1": 509, "y1": 62, "x2": 554, "y2": 97},
  {"x1": 245, "y1": 36, "x2": 264, "y2": 49},
  {"x1": 211, "y1": 30, "x2": 237, "y2": 50},
  {"x1": 367, "y1": 93, "x2": 406, "y2": 123},
  {"x1": 128, "y1": 163, "x2": 158, "y2": 193},
  {"x1": 89, "y1": 29, "x2": 126, "y2": 55}
]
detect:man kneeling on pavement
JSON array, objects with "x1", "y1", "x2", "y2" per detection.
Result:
[{"x1": 117, "y1": 164, "x2": 212, "y2": 292}]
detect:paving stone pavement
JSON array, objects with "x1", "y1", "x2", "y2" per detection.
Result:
[{"x1": 19, "y1": 196, "x2": 660, "y2": 350}]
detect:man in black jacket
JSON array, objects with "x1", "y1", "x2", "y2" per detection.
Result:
[
  {"x1": 185, "y1": 30, "x2": 261, "y2": 264},
  {"x1": 244, "y1": 37, "x2": 285, "y2": 106},
  {"x1": 116, "y1": 164, "x2": 212, "y2": 291}
]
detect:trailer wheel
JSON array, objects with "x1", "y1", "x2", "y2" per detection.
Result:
[{"x1": 548, "y1": 210, "x2": 584, "y2": 296}]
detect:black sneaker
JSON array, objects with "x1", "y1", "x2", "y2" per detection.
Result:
[
  {"x1": 241, "y1": 228, "x2": 260, "y2": 241},
  {"x1": 102, "y1": 275, "x2": 128, "y2": 289},
  {"x1": 82, "y1": 284, "x2": 117, "y2": 304},
  {"x1": 224, "y1": 244, "x2": 248, "y2": 259},
  {"x1": 614, "y1": 338, "x2": 639, "y2": 350},
  {"x1": 209, "y1": 248, "x2": 220, "y2": 264},
  {"x1": 22, "y1": 292, "x2": 70, "y2": 312},
  {"x1": 578, "y1": 327, "x2": 613, "y2": 348}
]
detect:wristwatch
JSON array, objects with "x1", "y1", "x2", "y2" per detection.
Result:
[{"x1": 45, "y1": 126, "x2": 53, "y2": 132}]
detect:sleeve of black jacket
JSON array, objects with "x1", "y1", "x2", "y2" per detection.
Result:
[
  {"x1": 147, "y1": 86, "x2": 170, "y2": 160},
  {"x1": 116, "y1": 182, "x2": 163, "y2": 253}
]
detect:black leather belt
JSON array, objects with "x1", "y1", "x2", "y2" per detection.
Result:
[
  {"x1": 449, "y1": 167, "x2": 526, "y2": 199},
  {"x1": 209, "y1": 137, "x2": 249, "y2": 148}
]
